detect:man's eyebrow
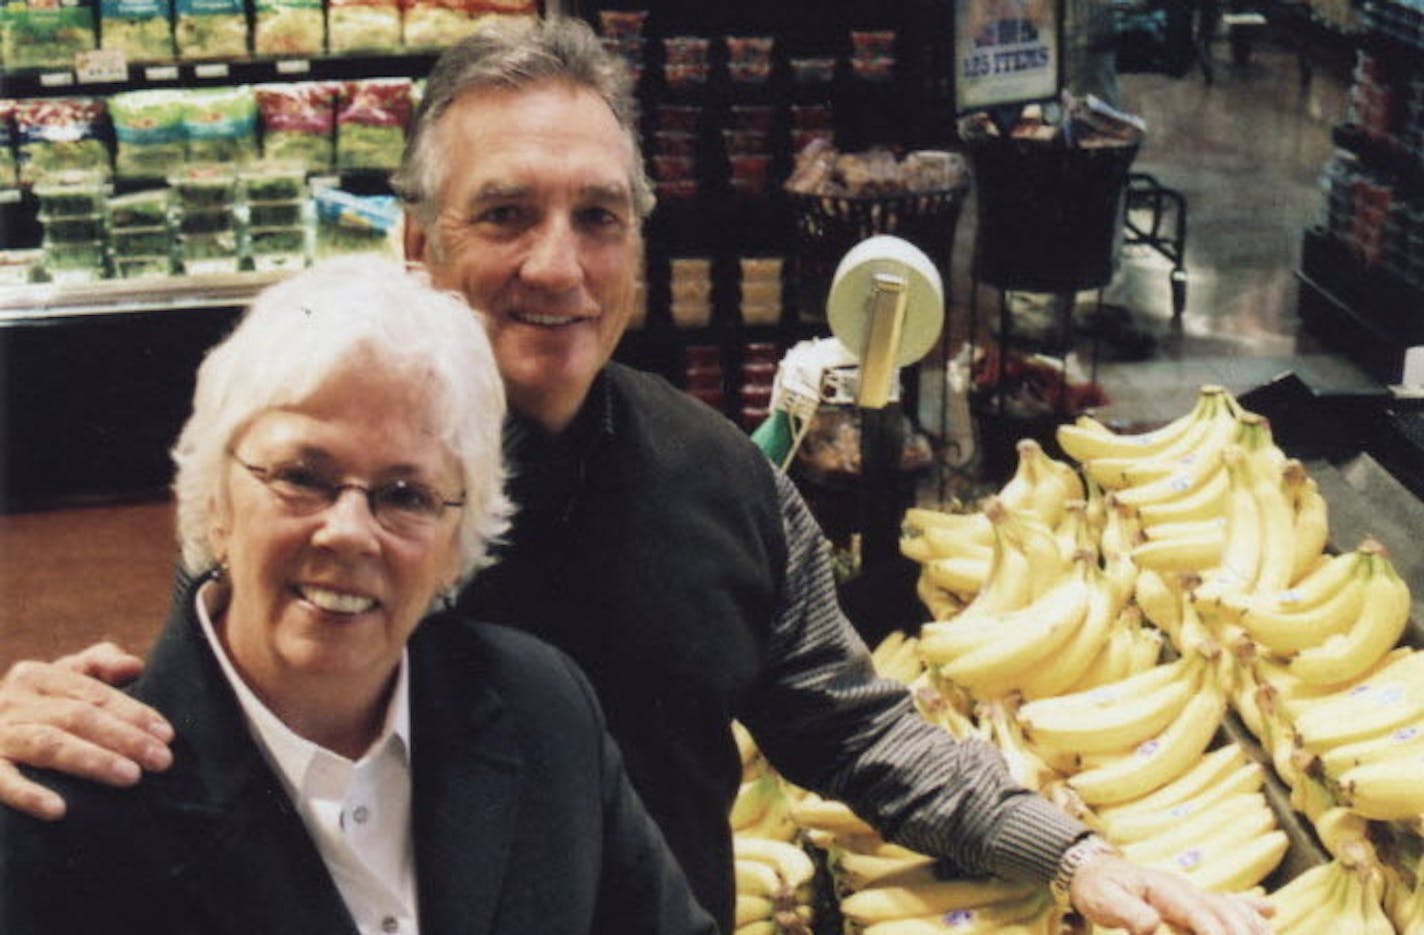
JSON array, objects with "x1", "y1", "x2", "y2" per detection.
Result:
[{"x1": 463, "y1": 180, "x2": 632, "y2": 206}]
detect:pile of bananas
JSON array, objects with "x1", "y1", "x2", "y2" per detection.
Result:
[
  {"x1": 729, "y1": 720, "x2": 816, "y2": 934},
  {"x1": 898, "y1": 383, "x2": 1424, "y2": 927}
]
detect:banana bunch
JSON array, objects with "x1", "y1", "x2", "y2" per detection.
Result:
[
  {"x1": 1091, "y1": 743, "x2": 1258, "y2": 839},
  {"x1": 997, "y1": 438, "x2": 1086, "y2": 530},
  {"x1": 980, "y1": 698, "x2": 1063, "y2": 790},
  {"x1": 870, "y1": 630, "x2": 926, "y2": 686},
  {"x1": 908, "y1": 670, "x2": 980, "y2": 741},
  {"x1": 1266, "y1": 859, "x2": 1393, "y2": 934},
  {"x1": 1062, "y1": 661, "x2": 1228, "y2": 808},
  {"x1": 733, "y1": 836, "x2": 816, "y2": 935},
  {"x1": 1017, "y1": 651, "x2": 1210, "y2": 764},
  {"x1": 787, "y1": 791, "x2": 878, "y2": 840},
  {"x1": 731, "y1": 769, "x2": 798, "y2": 842},
  {"x1": 1285, "y1": 541, "x2": 1410, "y2": 688},
  {"x1": 841, "y1": 879, "x2": 1058, "y2": 935}
]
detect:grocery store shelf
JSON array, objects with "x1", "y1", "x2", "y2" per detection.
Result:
[
  {"x1": 0, "y1": 269, "x2": 286, "y2": 321},
  {"x1": 0, "y1": 52, "x2": 440, "y2": 98}
]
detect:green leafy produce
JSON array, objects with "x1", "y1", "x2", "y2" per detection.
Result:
[
  {"x1": 43, "y1": 239, "x2": 107, "y2": 271},
  {"x1": 256, "y1": 82, "x2": 336, "y2": 171},
  {"x1": 253, "y1": 0, "x2": 323, "y2": 55},
  {"x1": 174, "y1": 0, "x2": 246, "y2": 59},
  {"x1": 242, "y1": 161, "x2": 306, "y2": 200},
  {"x1": 99, "y1": 0, "x2": 174, "y2": 62},
  {"x1": 178, "y1": 230, "x2": 237, "y2": 259},
  {"x1": 114, "y1": 254, "x2": 173, "y2": 278},
  {"x1": 33, "y1": 170, "x2": 108, "y2": 215},
  {"x1": 107, "y1": 187, "x2": 171, "y2": 226},
  {"x1": 326, "y1": 0, "x2": 400, "y2": 54},
  {"x1": 184, "y1": 86, "x2": 258, "y2": 165},
  {"x1": 3, "y1": 2, "x2": 97, "y2": 70},
  {"x1": 249, "y1": 225, "x2": 304, "y2": 253},
  {"x1": 248, "y1": 200, "x2": 302, "y2": 226},
  {"x1": 109, "y1": 89, "x2": 186, "y2": 180},
  {"x1": 41, "y1": 214, "x2": 105, "y2": 241},
  {"x1": 111, "y1": 225, "x2": 171, "y2": 256},
  {"x1": 169, "y1": 163, "x2": 237, "y2": 208},
  {"x1": 178, "y1": 207, "x2": 234, "y2": 233}
]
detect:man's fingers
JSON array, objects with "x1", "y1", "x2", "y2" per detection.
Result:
[
  {"x1": 0, "y1": 722, "x2": 144, "y2": 787},
  {"x1": 54, "y1": 641, "x2": 146, "y2": 687},
  {"x1": 4, "y1": 660, "x2": 172, "y2": 743},
  {"x1": 0, "y1": 759, "x2": 66, "y2": 821}
]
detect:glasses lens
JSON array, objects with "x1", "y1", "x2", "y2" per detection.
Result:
[
  {"x1": 267, "y1": 464, "x2": 336, "y2": 513},
  {"x1": 372, "y1": 480, "x2": 443, "y2": 528}
]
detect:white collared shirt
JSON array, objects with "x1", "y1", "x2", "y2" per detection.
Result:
[{"x1": 196, "y1": 582, "x2": 420, "y2": 935}]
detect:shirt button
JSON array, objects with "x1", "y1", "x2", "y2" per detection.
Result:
[
  {"x1": 381, "y1": 917, "x2": 398, "y2": 933},
  {"x1": 352, "y1": 805, "x2": 370, "y2": 824}
]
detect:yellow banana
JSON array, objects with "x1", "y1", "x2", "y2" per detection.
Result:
[
  {"x1": 732, "y1": 719, "x2": 760, "y2": 772},
  {"x1": 1261, "y1": 645, "x2": 1420, "y2": 718},
  {"x1": 1112, "y1": 404, "x2": 1242, "y2": 510},
  {"x1": 1200, "y1": 444, "x2": 1262, "y2": 594},
  {"x1": 1016, "y1": 562, "x2": 1120, "y2": 700},
  {"x1": 1224, "y1": 550, "x2": 1359, "y2": 621},
  {"x1": 1098, "y1": 761, "x2": 1266, "y2": 843},
  {"x1": 1312, "y1": 806, "x2": 1375, "y2": 865},
  {"x1": 735, "y1": 894, "x2": 773, "y2": 926},
  {"x1": 1242, "y1": 425, "x2": 1295, "y2": 595},
  {"x1": 1067, "y1": 683, "x2": 1227, "y2": 806},
  {"x1": 1283, "y1": 461, "x2": 1329, "y2": 585},
  {"x1": 1054, "y1": 500, "x2": 1091, "y2": 563},
  {"x1": 832, "y1": 851, "x2": 938, "y2": 891},
  {"x1": 1265, "y1": 859, "x2": 1346, "y2": 933},
  {"x1": 871, "y1": 630, "x2": 909, "y2": 669},
  {"x1": 938, "y1": 563, "x2": 1092, "y2": 698},
  {"x1": 1182, "y1": 828, "x2": 1289, "y2": 894},
  {"x1": 1099, "y1": 496, "x2": 1142, "y2": 561},
  {"x1": 1119, "y1": 791, "x2": 1272, "y2": 864},
  {"x1": 731, "y1": 772, "x2": 781, "y2": 831},
  {"x1": 735, "y1": 858, "x2": 788, "y2": 899},
  {"x1": 1133, "y1": 567, "x2": 1182, "y2": 637},
  {"x1": 787, "y1": 793, "x2": 876, "y2": 837},
  {"x1": 734, "y1": 836, "x2": 817, "y2": 888},
  {"x1": 1055, "y1": 385, "x2": 1225, "y2": 463},
  {"x1": 1125, "y1": 625, "x2": 1165, "y2": 675},
  {"x1": 1319, "y1": 721, "x2": 1424, "y2": 776},
  {"x1": 1014, "y1": 438, "x2": 1077, "y2": 527},
  {"x1": 1290, "y1": 546, "x2": 1410, "y2": 686},
  {"x1": 1131, "y1": 532, "x2": 1224, "y2": 575},
  {"x1": 1136, "y1": 464, "x2": 1230, "y2": 527},
  {"x1": 982, "y1": 699, "x2": 1062, "y2": 790},
  {"x1": 1020, "y1": 655, "x2": 1203, "y2": 756},
  {"x1": 1340, "y1": 752, "x2": 1424, "y2": 820},
  {"x1": 1094, "y1": 742, "x2": 1248, "y2": 818},
  {"x1": 1232, "y1": 550, "x2": 1370, "y2": 654},
  {"x1": 840, "y1": 878, "x2": 1037, "y2": 926},
  {"x1": 916, "y1": 570, "x2": 963, "y2": 621},
  {"x1": 857, "y1": 891, "x2": 1049, "y2": 934},
  {"x1": 924, "y1": 555, "x2": 991, "y2": 598},
  {"x1": 732, "y1": 922, "x2": 776, "y2": 935}
]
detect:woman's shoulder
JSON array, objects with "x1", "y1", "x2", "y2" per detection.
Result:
[{"x1": 412, "y1": 615, "x2": 597, "y2": 709}]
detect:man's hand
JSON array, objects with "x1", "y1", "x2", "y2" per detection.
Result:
[
  {"x1": 0, "y1": 642, "x2": 171, "y2": 820},
  {"x1": 1071, "y1": 852, "x2": 1274, "y2": 935}
]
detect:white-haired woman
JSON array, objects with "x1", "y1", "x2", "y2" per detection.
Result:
[{"x1": 0, "y1": 257, "x2": 715, "y2": 935}]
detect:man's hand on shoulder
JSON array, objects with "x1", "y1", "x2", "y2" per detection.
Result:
[
  {"x1": 1069, "y1": 848, "x2": 1274, "y2": 935},
  {"x1": 0, "y1": 642, "x2": 171, "y2": 820}
]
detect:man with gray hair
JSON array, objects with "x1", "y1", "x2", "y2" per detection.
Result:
[{"x1": 0, "y1": 17, "x2": 1269, "y2": 935}]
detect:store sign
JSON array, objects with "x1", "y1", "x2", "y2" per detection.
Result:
[{"x1": 953, "y1": 0, "x2": 1062, "y2": 113}]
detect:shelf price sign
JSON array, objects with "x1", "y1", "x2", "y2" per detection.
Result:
[
  {"x1": 75, "y1": 49, "x2": 130, "y2": 84},
  {"x1": 953, "y1": 0, "x2": 1063, "y2": 113}
]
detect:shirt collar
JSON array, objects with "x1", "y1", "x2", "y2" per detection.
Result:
[{"x1": 193, "y1": 579, "x2": 412, "y2": 797}]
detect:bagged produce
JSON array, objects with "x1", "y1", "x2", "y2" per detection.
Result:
[
  {"x1": 3, "y1": 0, "x2": 97, "y2": 70},
  {"x1": 253, "y1": 0, "x2": 323, "y2": 56},
  {"x1": 174, "y1": 0, "x2": 247, "y2": 59},
  {"x1": 99, "y1": 0, "x2": 174, "y2": 62},
  {"x1": 109, "y1": 88, "x2": 186, "y2": 180},
  {"x1": 184, "y1": 85, "x2": 258, "y2": 165},
  {"x1": 335, "y1": 78, "x2": 411, "y2": 171},
  {"x1": 15, "y1": 98, "x2": 111, "y2": 185},
  {"x1": 327, "y1": 0, "x2": 401, "y2": 54},
  {"x1": 403, "y1": 0, "x2": 480, "y2": 50},
  {"x1": 314, "y1": 188, "x2": 400, "y2": 258},
  {"x1": 256, "y1": 82, "x2": 336, "y2": 172}
]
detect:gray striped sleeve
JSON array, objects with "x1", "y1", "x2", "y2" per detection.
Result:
[{"x1": 738, "y1": 470, "x2": 1088, "y2": 885}]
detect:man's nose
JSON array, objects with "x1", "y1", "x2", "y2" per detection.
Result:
[{"x1": 520, "y1": 218, "x2": 582, "y2": 290}]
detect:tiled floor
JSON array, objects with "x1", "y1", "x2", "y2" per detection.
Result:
[{"x1": 1082, "y1": 37, "x2": 1378, "y2": 424}]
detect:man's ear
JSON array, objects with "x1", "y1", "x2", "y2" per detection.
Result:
[{"x1": 403, "y1": 209, "x2": 428, "y2": 263}]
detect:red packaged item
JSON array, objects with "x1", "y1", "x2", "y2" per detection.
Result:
[
  {"x1": 256, "y1": 82, "x2": 338, "y2": 172},
  {"x1": 336, "y1": 78, "x2": 412, "y2": 172}
]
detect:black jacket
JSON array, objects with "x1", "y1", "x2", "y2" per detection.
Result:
[{"x1": 0, "y1": 581, "x2": 716, "y2": 935}]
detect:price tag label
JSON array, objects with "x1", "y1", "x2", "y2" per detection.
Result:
[
  {"x1": 145, "y1": 65, "x2": 180, "y2": 81},
  {"x1": 75, "y1": 49, "x2": 129, "y2": 83},
  {"x1": 194, "y1": 63, "x2": 230, "y2": 79},
  {"x1": 275, "y1": 59, "x2": 311, "y2": 75},
  {"x1": 0, "y1": 189, "x2": 21, "y2": 205},
  {"x1": 39, "y1": 72, "x2": 76, "y2": 88}
]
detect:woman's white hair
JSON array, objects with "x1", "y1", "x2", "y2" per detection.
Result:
[{"x1": 171, "y1": 256, "x2": 513, "y2": 586}]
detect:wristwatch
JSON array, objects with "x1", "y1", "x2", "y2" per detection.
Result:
[{"x1": 1051, "y1": 834, "x2": 1122, "y2": 906}]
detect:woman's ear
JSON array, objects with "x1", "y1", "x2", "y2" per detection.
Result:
[{"x1": 208, "y1": 489, "x2": 232, "y2": 568}]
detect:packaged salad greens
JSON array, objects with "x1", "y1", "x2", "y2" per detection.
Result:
[
  {"x1": 253, "y1": 0, "x2": 323, "y2": 56},
  {"x1": 174, "y1": 0, "x2": 247, "y2": 59},
  {"x1": 99, "y1": 0, "x2": 174, "y2": 62},
  {"x1": 32, "y1": 169, "x2": 108, "y2": 215},
  {"x1": 3, "y1": 0, "x2": 98, "y2": 70},
  {"x1": 15, "y1": 98, "x2": 111, "y2": 185},
  {"x1": 0, "y1": 101, "x2": 17, "y2": 187},
  {"x1": 242, "y1": 160, "x2": 304, "y2": 199},
  {"x1": 255, "y1": 82, "x2": 336, "y2": 172},
  {"x1": 403, "y1": 0, "x2": 479, "y2": 50},
  {"x1": 336, "y1": 78, "x2": 411, "y2": 172},
  {"x1": 327, "y1": 0, "x2": 400, "y2": 54},
  {"x1": 184, "y1": 85, "x2": 258, "y2": 165},
  {"x1": 109, "y1": 89, "x2": 186, "y2": 179},
  {"x1": 107, "y1": 187, "x2": 171, "y2": 226},
  {"x1": 169, "y1": 162, "x2": 237, "y2": 208}
]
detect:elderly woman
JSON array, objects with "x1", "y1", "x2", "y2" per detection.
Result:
[{"x1": 0, "y1": 257, "x2": 715, "y2": 935}]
